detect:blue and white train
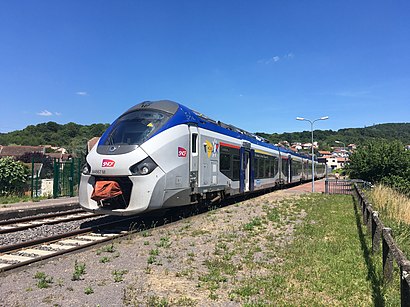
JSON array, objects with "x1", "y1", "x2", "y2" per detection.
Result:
[{"x1": 79, "y1": 100, "x2": 327, "y2": 215}]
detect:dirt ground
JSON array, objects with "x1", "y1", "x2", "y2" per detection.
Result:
[{"x1": 0, "y1": 182, "x2": 320, "y2": 306}]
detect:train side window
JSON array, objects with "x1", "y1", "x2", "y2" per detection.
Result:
[
  {"x1": 220, "y1": 153, "x2": 231, "y2": 175},
  {"x1": 258, "y1": 158, "x2": 264, "y2": 179},
  {"x1": 219, "y1": 145, "x2": 240, "y2": 181},
  {"x1": 232, "y1": 155, "x2": 240, "y2": 180},
  {"x1": 191, "y1": 133, "x2": 198, "y2": 154},
  {"x1": 254, "y1": 158, "x2": 260, "y2": 179}
]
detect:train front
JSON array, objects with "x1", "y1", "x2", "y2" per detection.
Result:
[{"x1": 79, "y1": 101, "x2": 179, "y2": 215}]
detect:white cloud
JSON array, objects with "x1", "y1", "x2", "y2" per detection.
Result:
[
  {"x1": 37, "y1": 110, "x2": 53, "y2": 116},
  {"x1": 334, "y1": 90, "x2": 371, "y2": 98},
  {"x1": 258, "y1": 53, "x2": 294, "y2": 65},
  {"x1": 76, "y1": 91, "x2": 88, "y2": 96},
  {"x1": 55, "y1": 112, "x2": 62, "y2": 116}
]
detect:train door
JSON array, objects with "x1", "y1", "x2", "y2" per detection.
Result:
[
  {"x1": 189, "y1": 126, "x2": 199, "y2": 189},
  {"x1": 281, "y1": 157, "x2": 289, "y2": 184},
  {"x1": 240, "y1": 145, "x2": 253, "y2": 193},
  {"x1": 249, "y1": 149, "x2": 255, "y2": 191},
  {"x1": 288, "y1": 155, "x2": 292, "y2": 183}
]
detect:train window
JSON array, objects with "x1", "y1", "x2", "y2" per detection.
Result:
[
  {"x1": 264, "y1": 159, "x2": 270, "y2": 177},
  {"x1": 191, "y1": 134, "x2": 198, "y2": 154},
  {"x1": 258, "y1": 158, "x2": 264, "y2": 179},
  {"x1": 254, "y1": 159, "x2": 259, "y2": 178},
  {"x1": 100, "y1": 110, "x2": 171, "y2": 146},
  {"x1": 220, "y1": 153, "x2": 231, "y2": 173},
  {"x1": 232, "y1": 154, "x2": 240, "y2": 181},
  {"x1": 219, "y1": 145, "x2": 240, "y2": 181},
  {"x1": 282, "y1": 159, "x2": 288, "y2": 175}
]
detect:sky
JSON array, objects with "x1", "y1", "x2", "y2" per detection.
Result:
[{"x1": 0, "y1": 0, "x2": 409, "y2": 135}]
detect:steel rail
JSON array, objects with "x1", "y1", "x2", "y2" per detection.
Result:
[
  {"x1": 0, "y1": 216, "x2": 139, "y2": 272},
  {"x1": 0, "y1": 211, "x2": 101, "y2": 235},
  {"x1": 0, "y1": 209, "x2": 86, "y2": 226}
]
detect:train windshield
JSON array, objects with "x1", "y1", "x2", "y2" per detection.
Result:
[{"x1": 101, "y1": 110, "x2": 171, "y2": 146}]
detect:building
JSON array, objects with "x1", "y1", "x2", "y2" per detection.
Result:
[
  {"x1": 87, "y1": 137, "x2": 100, "y2": 153},
  {"x1": 0, "y1": 145, "x2": 45, "y2": 158},
  {"x1": 324, "y1": 156, "x2": 348, "y2": 170}
]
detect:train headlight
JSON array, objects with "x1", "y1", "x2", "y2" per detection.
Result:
[
  {"x1": 82, "y1": 163, "x2": 91, "y2": 175},
  {"x1": 130, "y1": 157, "x2": 158, "y2": 175}
]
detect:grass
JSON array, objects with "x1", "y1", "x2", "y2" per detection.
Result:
[
  {"x1": 156, "y1": 236, "x2": 172, "y2": 248},
  {"x1": 99, "y1": 256, "x2": 110, "y2": 263},
  {"x1": 0, "y1": 194, "x2": 50, "y2": 204},
  {"x1": 227, "y1": 194, "x2": 381, "y2": 305},
  {"x1": 112, "y1": 269, "x2": 128, "y2": 282},
  {"x1": 370, "y1": 184, "x2": 410, "y2": 223},
  {"x1": 71, "y1": 260, "x2": 86, "y2": 281},
  {"x1": 368, "y1": 184, "x2": 410, "y2": 257},
  {"x1": 84, "y1": 285, "x2": 94, "y2": 295},
  {"x1": 34, "y1": 271, "x2": 53, "y2": 289},
  {"x1": 243, "y1": 217, "x2": 263, "y2": 231}
]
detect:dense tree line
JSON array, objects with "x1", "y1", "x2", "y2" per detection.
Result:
[
  {"x1": 257, "y1": 123, "x2": 410, "y2": 150},
  {"x1": 2, "y1": 122, "x2": 409, "y2": 150},
  {"x1": 0, "y1": 121, "x2": 109, "y2": 156},
  {"x1": 347, "y1": 140, "x2": 410, "y2": 196}
]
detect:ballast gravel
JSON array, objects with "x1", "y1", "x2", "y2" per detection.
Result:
[
  {"x1": 0, "y1": 188, "x2": 309, "y2": 307},
  {"x1": 0, "y1": 215, "x2": 112, "y2": 246}
]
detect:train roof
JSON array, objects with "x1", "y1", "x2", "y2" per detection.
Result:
[{"x1": 126, "y1": 100, "x2": 315, "y2": 160}]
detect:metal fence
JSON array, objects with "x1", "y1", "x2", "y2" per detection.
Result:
[
  {"x1": 52, "y1": 158, "x2": 82, "y2": 198},
  {"x1": 325, "y1": 179, "x2": 371, "y2": 195}
]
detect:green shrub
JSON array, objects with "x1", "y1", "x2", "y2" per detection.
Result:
[{"x1": 0, "y1": 157, "x2": 29, "y2": 196}]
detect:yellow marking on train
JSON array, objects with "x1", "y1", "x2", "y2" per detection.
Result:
[{"x1": 255, "y1": 149, "x2": 274, "y2": 156}]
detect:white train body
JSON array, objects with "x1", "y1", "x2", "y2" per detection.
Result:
[{"x1": 79, "y1": 100, "x2": 327, "y2": 215}]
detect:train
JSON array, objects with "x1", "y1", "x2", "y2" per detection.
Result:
[{"x1": 79, "y1": 100, "x2": 327, "y2": 215}]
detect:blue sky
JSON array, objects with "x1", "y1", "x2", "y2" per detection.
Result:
[{"x1": 1, "y1": 1, "x2": 409, "y2": 134}]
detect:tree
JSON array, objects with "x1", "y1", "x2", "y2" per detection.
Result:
[
  {"x1": 347, "y1": 140, "x2": 410, "y2": 196},
  {"x1": 0, "y1": 157, "x2": 29, "y2": 196}
]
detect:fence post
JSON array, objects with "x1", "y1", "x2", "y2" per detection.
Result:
[
  {"x1": 30, "y1": 157, "x2": 34, "y2": 198},
  {"x1": 401, "y1": 260, "x2": 410, "y2": 307},
  {"x1": 69, "y1": 159, "x2": 74, "y2": 197},
  {"x1": 362, "y1": 200, "x2": 368, "y2": 225},
  {"x1": 35, "y1": 168, "x2": 39, "y2": 198},
  {"x1": 53, "y1": 158, "x2": 59, "y2": 198},
  {"x1": 383, "y1": 227, "x2": 393, "y2": 283},
  {"x1": 366, "y1": 205, "x2": 373, "y2": 232},
  {"x1": 372, "y1": 211, "x2": 381, "y2": 254},
  {"x1": 325, "y1": 179, "x2": 328, "y2": 194}
]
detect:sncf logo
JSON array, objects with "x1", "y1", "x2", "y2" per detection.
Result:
[
  {"x1": 102, "y1": 159, "x2": 115, "y2": 167},
  {"x1": 178, "y1": 147, "x2": 187, "y2": 158}
]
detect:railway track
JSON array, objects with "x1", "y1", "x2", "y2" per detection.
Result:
[
  {"x1": 0, "y1": 210, "x2": 100, "y2": 234},
  {"x1": 0, "y1": 185, "x2": 295, "y2": 273},
  {"x1": 0, "y1": 216, "x2": 140, "y2": 272}
]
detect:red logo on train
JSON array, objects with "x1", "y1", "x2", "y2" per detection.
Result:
[
  {"x1": 102, "y1": 159, "x2": 115, "y2": 167},
  {"x1": 178, "y1": 147, "x2": 187, "y2": 157}
]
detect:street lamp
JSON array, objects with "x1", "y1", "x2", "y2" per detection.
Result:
[
  {"x1": 296, "y1": 116, "x2": 329, "y2": 192},
  {"x1": 335, "y1": 140, "x2": 347, "y2": 169}
]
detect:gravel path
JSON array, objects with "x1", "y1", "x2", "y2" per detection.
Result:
[{"x1": 0, "y1": 188, "x2": 309, "y2": 306}]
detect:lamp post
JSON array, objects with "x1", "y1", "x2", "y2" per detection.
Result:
[
  {"x1": 296, "y1": 116, "x2": 329, "y2": 192},
  {"x1": 335, "y1": 140, "x2": 346, "y2": 169}
]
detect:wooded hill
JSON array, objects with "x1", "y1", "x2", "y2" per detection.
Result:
[
  {"x1": 257, "y1": 123, "x2": 410, "y2": 150},
  {"x1": 0, "y1": 122, "x2": 109, "y2": 156},
  {"x1": 1, "y1": 122, "x2": 409, "y2": 152}
]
